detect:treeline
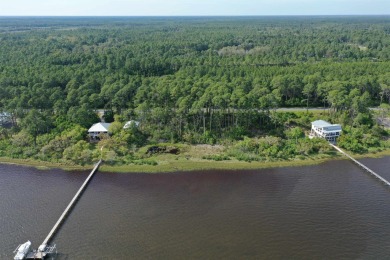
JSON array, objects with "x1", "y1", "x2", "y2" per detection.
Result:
[{"x1": 0, "y1": 17, "x2": 390, "y2": 164}]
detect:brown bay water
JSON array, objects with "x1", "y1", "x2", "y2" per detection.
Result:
[{"x1": 1, "y1": 157, "x2": 390, "y2": 259}]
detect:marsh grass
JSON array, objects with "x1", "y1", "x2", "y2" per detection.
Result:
[{"x1": 1, "y1": 147, "x2": 390, "y2": 173}]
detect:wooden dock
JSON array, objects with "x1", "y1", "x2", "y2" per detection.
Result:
[
  {"x1": 14, "y1": 160, "x2": 102, "y2": 259},
  {"x1": 25, "y1": 251, "x2": 47, "y2": 259},
  {"x1": 330, "y1": 144, "x2": 390, "y2": 187},
  {"x1": 38, "y1": 159, "x2": 102, "y2": 253}
]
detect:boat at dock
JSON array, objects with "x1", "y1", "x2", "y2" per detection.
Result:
[{"x1": 14, "y1": 240, "x2": 31, "y2": 260}]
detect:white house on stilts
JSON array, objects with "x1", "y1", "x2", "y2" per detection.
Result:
[
  {"x1": 310, "y1": 120, "x2": 342, "y2": 143},
  {"x1": 88, "y1": 122, "x2": 111, "y2": 140}
]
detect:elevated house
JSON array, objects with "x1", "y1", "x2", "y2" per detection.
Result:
[
  {"x1": 88, "y1": 122, "x2": 111, "y2": 140},
  {"x1": 310, "y1": 120, "x2": 342, "y2": 143}
]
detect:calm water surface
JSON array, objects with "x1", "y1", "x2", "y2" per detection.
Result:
[{"x1": 1, "y1": 157, "x2": 390, "y2": 259}]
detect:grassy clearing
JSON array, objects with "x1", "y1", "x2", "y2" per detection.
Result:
[
  {"x1": 100, "y1": 156, "x2": 336, "y2": 173},
  {"x1": 1, "y1": 146, "x2": 390, "y2": 174},
  {"x1": 347, "y1": 149, "x2": 390, "y2": 159},
  {"x1": 101, "y1": 144, "x2": 342, "y2": 173},
  {"x1": 99, "y1": 148, "x2": 390, "y2": 173},
  {"x1": 0, "y1": 157, "x2": 92, "y2": 171}
]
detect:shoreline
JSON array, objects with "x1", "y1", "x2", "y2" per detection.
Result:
[
  {"x1": 1, "y1": 149, "x2": 390, "y2": 173},
  {"x1": 0, "y1": 157, "x2": 91, "y2": 171}
]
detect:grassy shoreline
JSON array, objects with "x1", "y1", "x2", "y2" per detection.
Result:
[
  {"x1": 0, "y1": 157, "x2": 91, "y2": 171},
  {"x1": 1, "y1": 148, "x2": 390, "y2": 173}
]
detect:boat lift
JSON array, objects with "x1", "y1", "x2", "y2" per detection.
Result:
[{"x1": 13, "y1": 241, "x2": 57, "y2": 260}]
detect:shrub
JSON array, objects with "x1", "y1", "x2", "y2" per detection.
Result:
[
  {"x1": 63, "y1": 140, "x2": 94, "y2": 165},
  {"x1": 202, "y1": 154, "x2": 230, "y2": 161}
]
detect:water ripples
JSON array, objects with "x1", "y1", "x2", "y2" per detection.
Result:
[{"x1": 1, "y1": 157, "x2": 390, "y2": 259}]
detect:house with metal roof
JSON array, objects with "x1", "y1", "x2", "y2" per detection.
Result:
[
  {"x1": 88, "y1": 122, "x2": 111, "y2": 140},
  {"x1": 310, "y1": 120, "x2": 342, "y2": 143}
]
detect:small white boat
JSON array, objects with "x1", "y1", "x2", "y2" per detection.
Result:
[{"x1": 14, "y1": 240, "x2": 32, "y2": 260}]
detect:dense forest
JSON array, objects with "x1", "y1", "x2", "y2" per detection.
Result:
[{"x1": 0, "y1": 16, "x2": 389, "y2": 166}]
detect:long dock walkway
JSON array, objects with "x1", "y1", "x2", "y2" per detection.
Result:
[
  {"x1": 27, "y1": 160, "x2": 102, "y2": 259},
  {"x1": 37, "y1": 159, "x2": 102, "y2": 255},
  {"x1": 17, "y1": 160, "x2": 102, "y2": 259},
  {"x1": 330, "y1": 144, "x2": 390, "y2": 187}
]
